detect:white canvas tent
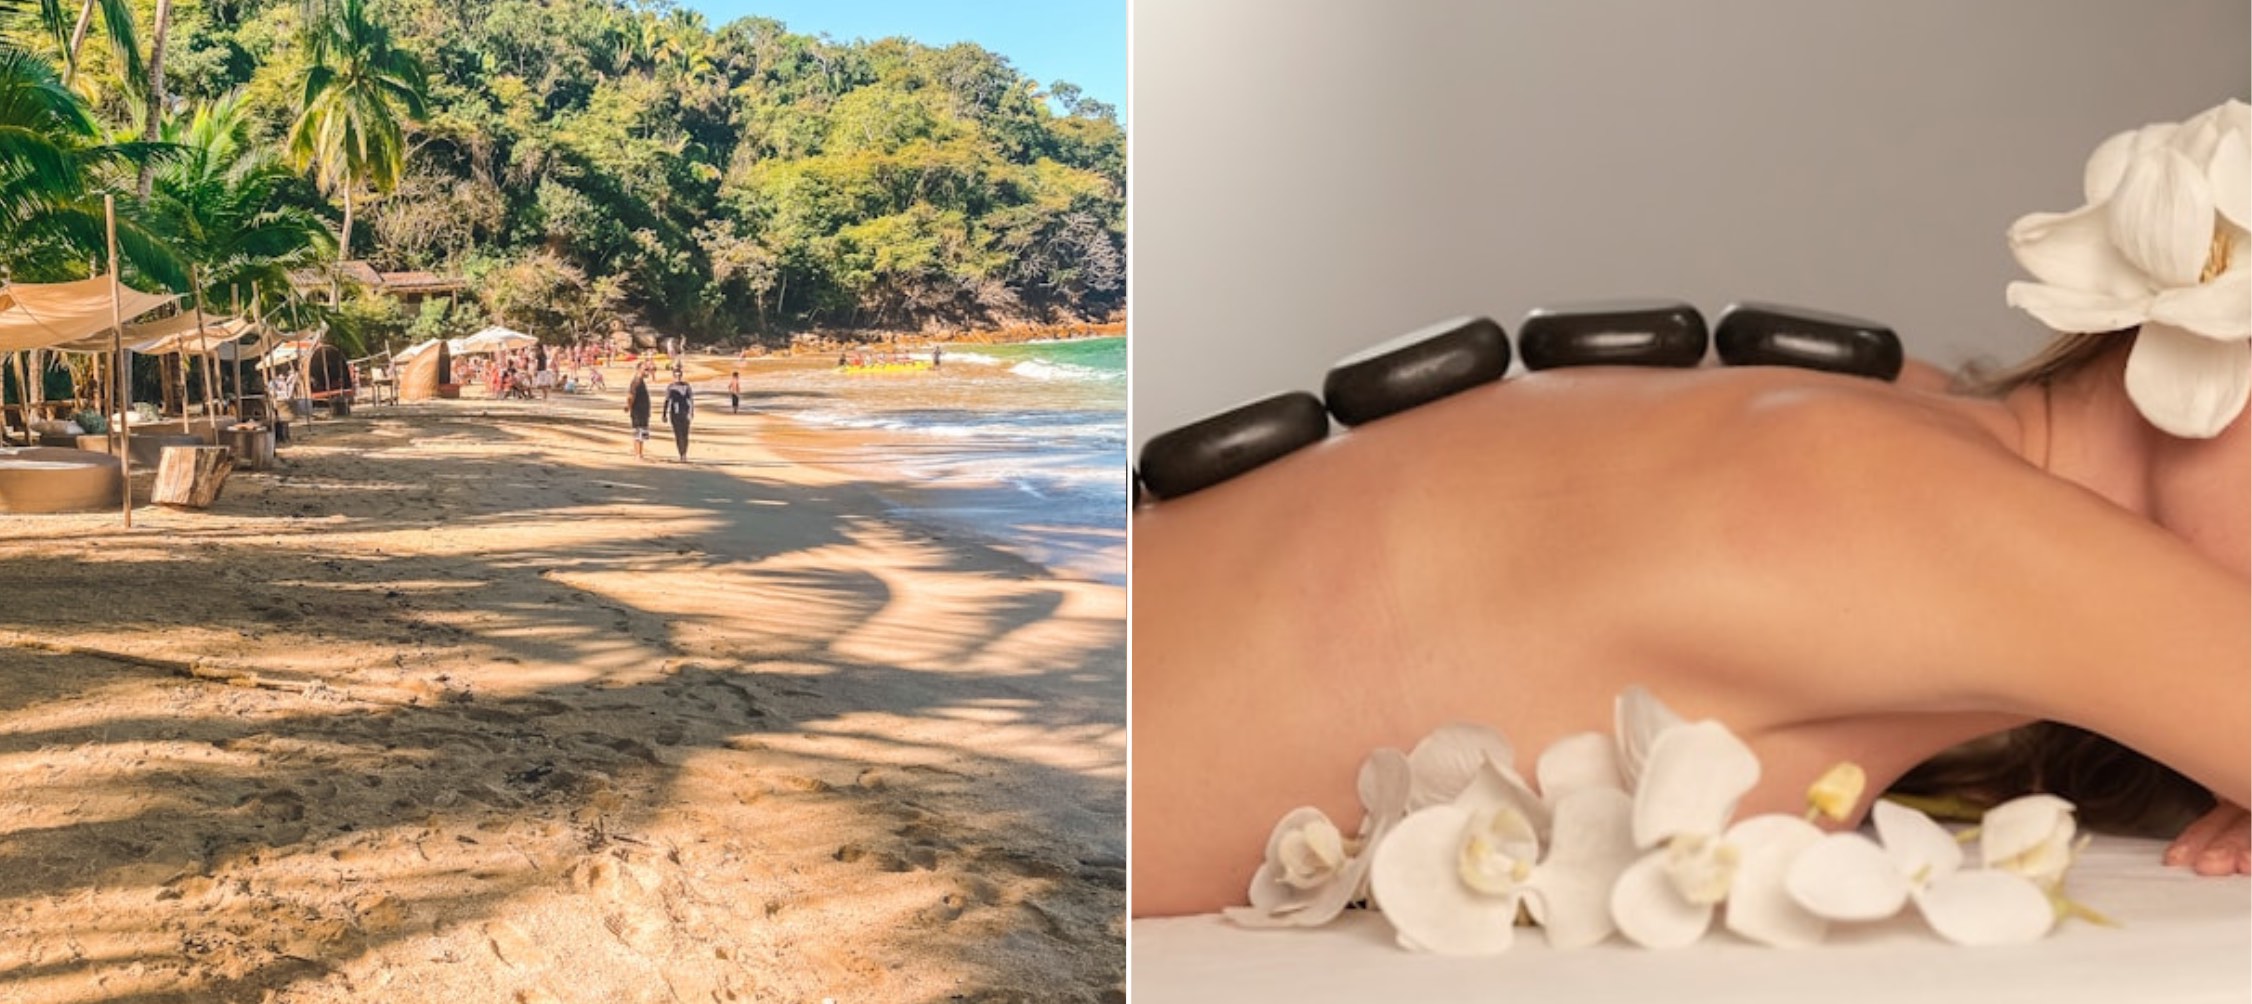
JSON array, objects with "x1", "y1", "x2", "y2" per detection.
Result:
[
  {"x1": 449, "y1": 325, "x2": 535, "y2": 354},
  {"x1": 0, "y1": 275, "x2": 177, "y2": 353},
  {"x1": 54, "y1": 312, "x2": 258, "y2": 358}
]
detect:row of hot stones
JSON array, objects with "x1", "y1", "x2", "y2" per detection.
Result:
[{"x1": 1135, "y1": 299, "x2": 1904, "y2": 501}]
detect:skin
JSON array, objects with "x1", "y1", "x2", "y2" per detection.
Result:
[{"x1": 1131, "y1": 340, "x2": 2249, "y2": 917}]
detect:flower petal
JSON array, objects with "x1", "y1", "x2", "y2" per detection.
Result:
[
  {"x1": 2107, "y1": 146, "x2": 2218, "y2": 287},
  {"x1": 1980, "y1": 793, "x2": 2077, "y2": 890},
  {"x1": 1632, "y1": 720, "x2": 1760, "y2": 848},
  {"x1": 2148, "y1": 261, "x2": 2252, "y2": 339},
  {"x1": 1536, "y1": 731, "x2": 1625, "y2": 803},
  {"x1": 1913, "y1": 871, "x2": 2058, "y2": 946},
  {"x1": 1785, "y1": 833, "x2": 1912, "y2": 922},
  {"x1": 1233, "y1": 863, "x2": 1295, "y2": 917},
  {"x1": 2004, "y1": 280, "x2": 2153, "y2": 334},
  {"x1": 2210, "y1": 127, "x2": 2250, "y2": 229},
  {"x1": 2172, "y1": 108, "x2": 2226, "y2": 166},
  {"x1": 1367, "y1": 805, "x2": 1522, "y2": 955},
  {"x1": 1257, "y1": 807, "x2": 1342, "y2": 898},
  {"x1": 1721, "y1": 814, "x2": 1829, "y2": 948},
  {"x1": 1359, "y1": 747, "x2": 1412, "y2": 824},
  {"x1": 1524, "y1": 787, "x2": 1637, "y2": 950},
  {"x1": 2007, "y1": 204, "x2": 2157, "y2": 299},
  {"x1": 1610, "y1": 851, "x2": 1715, "y2": 949},
  {"x1": 2124, "y1": 322, "x2": 2252, "y2": 438},
  {"x1": 1455, "y1": 758, "x2": 1551, "y2": 839},
  {"x1": 2085, "y1": 123, "x2": 2180, "y2": 203},
  {"x1": 1614, "y1": 686, "x2": 1686, "y2": 790},
  {"x1": 1979, "y1": 794, "x2": 2076, "y2": 867},
  {"x1": 1871, "y1": 798, "x2": 1963, "y2": 881},
  {"x1": 1407, "y1": 724, "x2": 1515, "y2": 811}
]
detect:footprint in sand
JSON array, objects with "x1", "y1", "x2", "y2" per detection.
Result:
[
  {"x1": 572, "y1": 855, "x2": 675, "y2": 955},
  {"x1": 831, "y1": 843, "x2": 909, "y2": 872},
  {"x1": 483, "y1": 920, "x2": 541, "y2": 970}
]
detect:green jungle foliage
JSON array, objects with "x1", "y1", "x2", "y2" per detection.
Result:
[{"x1": 0, "y1": 0, "x2": 1124, "y2": 355}]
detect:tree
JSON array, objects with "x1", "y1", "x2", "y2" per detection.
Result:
[
  {"x1": 286, "y1": 0, "x2": 427, "y2": 302},
  {"x1": 0, "y1": 46, "x2": 180, "y2": 286},
  {"x1": 55, "y1": 0, "x2": 143, "y2": 97},
  {"x1": 134, "y1": 0, "x2": 171, "y2": 196},
  {"x1": 143, "y1": 91, "x2": 335, "y2": 312}
]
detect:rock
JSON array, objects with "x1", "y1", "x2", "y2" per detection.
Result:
[
  {"x1": 1321, "y1": 316, "x2": 1511, "y2": 425},
  {"x1": 1714, "y1": 302, "x2": 1903, "y2": 380},
  {"x1": 1519, "y1": 299, "x2": 1707, "y2": 370},
  {"x1": 1137, "y1": 392, "x2": 1329, "y2": 500}
]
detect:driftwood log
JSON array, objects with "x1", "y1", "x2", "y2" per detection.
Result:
[{"x1": 152, "y1": 444, "x2": 234, "y2": 508}]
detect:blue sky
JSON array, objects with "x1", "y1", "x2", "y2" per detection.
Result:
[{"x1": 677, "y1": 1, "x2": 1126, "y2": 115}]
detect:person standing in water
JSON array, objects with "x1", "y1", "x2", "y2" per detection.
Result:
[
  {"x1": 663, "y1": 365, "x2": 696, "y2": 463},
  {"x1": 625, "y1": 363, "x2": 653, "y2": 461},
  {"x1": 727, "y1": 370, "x2": 741, "y2": 413}
]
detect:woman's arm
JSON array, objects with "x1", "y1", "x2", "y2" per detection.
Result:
[
  {"x1": 1755, "y1": 420, "x2": 2252, "y2": 806},
  {"x1": 1938, "y1": 460, "x2": 2249, "y2": 806}
]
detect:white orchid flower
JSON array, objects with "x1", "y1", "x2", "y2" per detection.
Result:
[
  {"x1": 1407, "y1": 723, "x2": 1525, "y2": 812},
  {"x1": 2004, "y1": 98, "x2": 2252, "y2": 438},
  {"x1": 1225, "y1": 748, "x2": 1411, "y2": 928},
  {"x1": 1607, "y1": 716, "x2": 1829, "y2": 949},
  {"x1": 1785, "y1": 799, "x2": 2057, "y2": 946},
  {"x1": 1614, "y1": 685, "x2": 1685, "y2": 790},
  {"x1": 1369, "y1": 752, "x2": 1638, "y2": 954},
  {"x1": 1979, "y1": 793, "x2": 2079, "y2": 892}
]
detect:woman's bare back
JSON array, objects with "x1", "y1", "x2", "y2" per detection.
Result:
[{"x1": 1131, "y1": 366, "x2": 2247, "y2": 917}]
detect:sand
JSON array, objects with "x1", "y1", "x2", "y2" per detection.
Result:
[{"x1": 0, "y1": 376, "x2": 1126, "y2": 1003}]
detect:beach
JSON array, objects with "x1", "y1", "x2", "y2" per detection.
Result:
[{"x1": 0, "y1": 354, "x2": 1126, "y2": 1003}]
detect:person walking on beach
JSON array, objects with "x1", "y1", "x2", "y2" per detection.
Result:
[
  {"x1": 625, "y1": 363, "x2": 653, "y2": 461},
  {"x1": 727, "y1": 370, "x2": 741, "y2": 413},
  {"x1": 663, "y1": 365, "x2": 695, "y2": 463}
]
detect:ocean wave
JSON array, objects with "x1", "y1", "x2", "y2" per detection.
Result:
[
  {"x1": 785, "y1": 407, "x2": 1124, "y2": 446},
  {"x1": 1009, "y1": 359, "x2": 1123, "y2": 383}
]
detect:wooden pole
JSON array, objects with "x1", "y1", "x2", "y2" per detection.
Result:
[
  {"x1": 229, "y1": 286, "x2": 243, "y2": 417},
  {"x1": 190, "y1": 265, "x2": 218, "y2": 436},
  {"x1": 105, "y1": 194, "x2": 129, "y2": 527}
]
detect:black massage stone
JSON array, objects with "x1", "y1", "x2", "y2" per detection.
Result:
[
  {"x1": 1322, "y1": 316, "x2": 1511, "y2": 426},
  {"x1": 1714, "y1": 302, "x2": 1903, "y2": 381},
  {"x1": 1138, "y1": 392, "x2": 1330, "y2": 500},
  {"x1": 1518, "y1": 299, "x2": 1708, "y2": 370}
]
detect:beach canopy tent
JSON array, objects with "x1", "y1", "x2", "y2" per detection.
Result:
[
  {"x1": 449, "y1": 325, "x2": 535, "y2": 354},
  {"x1": 0, "y1": 275, "x2": 178, "y2": 353},
  {"x1": 390, "y1": 338, "x2": 452, "y2": 400},
  {"x1": 54, "y1": 313, "x2": 259, "y2": 359}
]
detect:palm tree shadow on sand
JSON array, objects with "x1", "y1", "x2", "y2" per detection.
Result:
[{"x1": 0, "y1": 408, "x2": 1126, "y2": 1003}]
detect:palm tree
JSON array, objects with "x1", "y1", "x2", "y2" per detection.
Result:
[
  {"x1": 0, "y1": 46, "x2": 179, "y2": 286},
  {"x1": 287, "y1": 0, "x2": 427, "y2": 303},
  {"x1": 50, "y1": 0, "x2": 143, "y2": 97},
  {"x1": 145, "y1": 92, "x2": 334, "y2": 310},
  {"x1": 132, "y1": 0, "x2": 169, "y2": 197}
]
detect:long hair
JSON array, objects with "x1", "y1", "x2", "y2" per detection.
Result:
[{"x1": 1891, "y1": 326, "x2": 2218, "y2": 834}]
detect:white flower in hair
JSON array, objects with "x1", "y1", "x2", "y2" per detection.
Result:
[
  {"x1": 1784, "y1": 798, "x2": 2059, "y2": 945},
  {"x1": 2004, "y1": 98, "x2": 2251, "y2": 439}
]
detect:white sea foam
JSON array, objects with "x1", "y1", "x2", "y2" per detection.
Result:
[{"x1": 1009, "y1": 359, "x2": 1123, "y2": 383}]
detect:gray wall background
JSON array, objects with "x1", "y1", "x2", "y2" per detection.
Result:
[{"x1": 1129, "y1": 0, "x2": 2251, "y2": 448}]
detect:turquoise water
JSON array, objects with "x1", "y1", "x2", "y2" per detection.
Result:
[{"x1": 738, "y1": 336, "x2": 1126, "y2": 583}]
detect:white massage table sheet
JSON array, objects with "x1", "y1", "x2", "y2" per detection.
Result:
[{"x1": 1131, "y1": 835, "x2": 2251, "y2": 1002}]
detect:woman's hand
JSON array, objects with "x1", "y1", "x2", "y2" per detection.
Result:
[{"x1": 2165, "y1": 800, "x2": 2250, "y2": 875}]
